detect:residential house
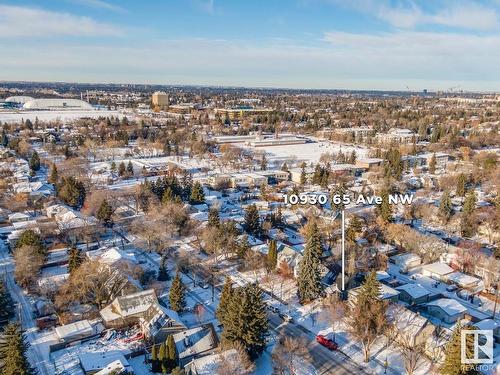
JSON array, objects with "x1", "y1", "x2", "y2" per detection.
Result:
[
  {"x1": 396, "y1": 283, "x2": 431, "y2": 305},
  {"x1": 348, "y1": 283, "x2": 400, "y2": 304},
  {"x1": 425, "y1": 298, "x2": 467, "y2": 324},
  {"x1": 173, "y1": 324, "x2": 219, "y2": 367},
  {"x1": 100, "y1": 290, "x2": 185, "y2": 342},
  {"x1": 421, "y1": 262, "x2": 454, "y2": 282}
]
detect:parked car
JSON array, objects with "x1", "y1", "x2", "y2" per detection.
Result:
[
  {"x1": 279, "y1": 312, "x2": 293, "y2": 322},
  {"x1": 446, "y1": 284, "x2": 458, "y2": 292},
  {"x1": 267, "y1": 305, "x2": 280, "y2": 314},
  {"x1": 200, "y1": 282, "x2": 210, "y2": 289},
  {"x1": 316, "y1": 335, "x2": 338, "y2": 351}
]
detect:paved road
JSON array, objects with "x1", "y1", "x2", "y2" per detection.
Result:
[
  {"x1": 268, "y1": 313, "x2": 370, "y2": 375},
  {"x1": 0, "y1": 242, "x2": 52, "y2": 375}
]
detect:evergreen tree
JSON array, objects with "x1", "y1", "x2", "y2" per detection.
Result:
[
  {"x1": 237, "y1": 235, "x2": 251, "y2": 259},
  {"x1": 331, "y1": 183, "x2": 347, "y2": 211},
  {"x1": 439, "y1": 190, "x2": 453, "y2": 222},
  {"x1": 463, "y1": 190, "x2": 477, "y2": 215},
  {"x1": 222, "y1": 284, "x2": 268, "y2": 359},
  {"x1": 244, "y1": 204, "x2": 261, "y2": 236},
  {"x1": 216, "y1": 277, "x2": 234, "y2": 326},
  {"x1": 376, "y1": 190, "x2": 393, "y2": 223},
  {"x1": 297, "y1": 223, "x2": 323, "y2": 303},
  {"x1": 48, "y1": 163, "x2": 58, "y2": 184},
  {"x1": 96, "y1": 199, "x2": 113, "y2": 226},
  {"x1": 28, "y1": 151, "x2": 40, "y2": 172},
  {"x1": 166, "y1": 334, "x2": 177, "y2": 370},
  {"x1": 281, "y1": 162, "x2": 289, "y2": 172},
  {"x1": 57, "y1": 176, "x2": 86, "y2": 208},
  {"x1": 346, "y1": 271, "x2": 388, "y2": 363},
  {"x1": 67, "y1": 246, "x2": 83, "y2": 274},
  {"x1": 0, "y1": 281, "x2": 14, "y2": 325},
  {"x1": 300, "y1": 162, "x2": 307, "y2": 185},
  {"x1": 189, "y1": 181, "x2": 205, "y2": 204},
  {"x1": 118, "y1": 162, "x2": 126, "y2": 177},
  {"x1": 441, "y1": 324, "x2": 479, "y2": 375},
  {"x1": 260, "y1": 154, "x2": 267, "y2": 171},
  {"x1": 161, "y1": 187, "x2": 174, "y2": 205},
  {"x1": 207, "y1": 207, "x2": 220, "y2": 228},
  {"x1": 110, "y1": 161, "x2": 117, "y2": 174},
  {"x1": 169, "y1": 272, "x2": 185, "y2": 312},
  {"x1": 151, "y1": 344, "x2": 159, "y2": 373},
  {"x1": 267, "y1": 240, "x2": 278, "y2": 271},
  {"x1": 157, "y1": 342, "x2": 166, "y2": 374},
  {"x1": 16, "y1": 229, "x2": 45, "y2": 255},
  {"x1": 457, "y1": 173, "x2": 467, "y2": 197},
  {"x1": 126, "y1": 161, "x2": 134, "y2": 176},
  {"x1": 0, "y1": 323, "x2": 32, "y2": 375},
  {"x1": 157, "y1": 255, "x2": 169, "y2": 281},
  {"x1": 429, "y1": 153, "x2": 437, "y2": 174},
  {"x1": 0, "y1": 129, "x2": 8, "y2": 147}
]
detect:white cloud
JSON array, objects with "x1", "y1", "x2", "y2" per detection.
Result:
[
  {"x1": 338, "y1": 0, "x2": 499, "y2": 31},
  {"x1": 0, "y1": 4, "x2": 124, "y2": 37},
  {"x1": 1, "y1": 32, "x2": 499, "y2": 90},
  {"x1": 70, "y1": 0, "x2": 127, "y2": 13}
]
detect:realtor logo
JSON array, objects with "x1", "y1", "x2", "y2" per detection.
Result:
[{"x1": 461, "y1": 330, "x2": 494, "y2": 364}]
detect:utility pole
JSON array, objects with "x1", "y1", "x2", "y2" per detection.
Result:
[{"x1": 341, "y1": 209, "x2": 345, "y2": 291}]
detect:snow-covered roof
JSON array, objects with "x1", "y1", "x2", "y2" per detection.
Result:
[
  {"x1": 23, "y1": 98, "x2": 92, "y2": 110},
  {"x1": 86, "y1": 247, "x2": 137, "y2": 266},
  {"x1": 446, "y1": 272, "x2": 481, "y2": 287},
  {"x1": 421, "y1": 262, "x2": 454, "y2": 276},
  {"x1": 173, "y1": 324, "x2": 218, "y2": 360},
  {"x1": 426, "y1": 298, "x2": 467, "y2": 316},
  {"x1": 78, "y1": 352, "x2": 129, "y2": 373},
  {"x1": 474, "y1": 319, "x2": 499, "y2": 331},
  {"x1": 396, "y1": 283, "x2": 431, "y2": 299},
  {"x1": 55, "y1": 320, "x2": 93, "y2": 341}
]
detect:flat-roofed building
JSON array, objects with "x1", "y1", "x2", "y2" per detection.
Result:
[{"x1": 151, "y1": 91, "x2": 169, "y2": 110}]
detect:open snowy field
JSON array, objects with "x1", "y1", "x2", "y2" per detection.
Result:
[
  {"x1": 0, "y1": 109, "x2": 129, "y2": 123},
  {"x1": 238, "y1": 139, "x2": 368, "y2": 165}
]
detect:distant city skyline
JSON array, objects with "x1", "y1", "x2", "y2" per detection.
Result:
[{"x1": 1, "y1": 0, "x2": 500, "y2": 91}]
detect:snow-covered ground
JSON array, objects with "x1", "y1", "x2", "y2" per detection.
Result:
[{"x1": 238, "y1": 139, "x2": 368, "y2": 164}]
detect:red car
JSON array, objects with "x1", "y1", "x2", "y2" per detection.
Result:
[{"x1": 316, "y1": 335, "x2": 338, "y2": 351}]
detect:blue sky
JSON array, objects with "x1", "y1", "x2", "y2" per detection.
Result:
[{"x1": 0, "y1": 0, "x2": 499, "y2": 91}]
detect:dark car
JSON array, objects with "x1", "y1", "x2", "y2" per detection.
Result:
[{"x1": 316, "y1": 335, "x2": 338, "y2": 351}]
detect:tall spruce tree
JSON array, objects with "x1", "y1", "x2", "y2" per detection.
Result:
[
  {"x1": 237, "y1": 235, "x2": 251, "y2": 259},
  {"x1": 216, "y1": 277, "x2": 234, "y2": 326},
  {"x1": 158, "y1": 342, "x2": 166, "y2": 374},
  {"x1": 126, "y1": 160, "x2": 134, "y2": 176},
  {"x1": 208, "y1": 207, "x2": 220, "y2": 228},
  {"x1": 118, "y1": 162, "x2": 126, "y2": 177},
  {"x1": 67, "y1": 246, "x2": 83, "y2": 275},
  {"x1": 463, "y1": 190, "x2": 477, "y2": 215},
  {"x1": 169, "y1": 272, "x2": 185, "y2": 312},
  {"x1": 267, "y1": 240, "x2": 278, "y2": 271},
  {"x1": 297, "y1": 223, "x2": 323, "y2": 303},
  {"x1": 244, "y1": 204, "x2": 261, "y2": 236},
  {"x1": 28, "y1": 151, "x2": 40, "y2": 172},
  {"x1": 151, "y1": 344, "x2": 159, "y2": 373},
  {"x1": 441, "y1": 324, "x2": 479, "y2": 375},
  {"x1": 48, "y1": 163, "x2": 58, "y2": 184},
  {"x1": 456, "y1": 173, "x2": 467, "y2": 197},
  {"x1": 0, "y1": 281, "x2": 14, "y2": 325},
  {"x1": 157, "y1": 255, "x2": 169, "y2": 281},
  {"x1": 300, "y1": 162, "x2": 307, "y2": 185},
  {"x1": 376, "y1": 189, "x2": 393, "y2": 223},
  {"x1": 439, "y1": 190, "x2": 453, "y2": 222},
  {"x1": 429, "y1": 153, "x2": 437, "y2": 174},
  {"x1": 165, "y1": 335, "x2": 177, "y2": 370},
  {"x1": 222, "y1": 284, "x2": 268, "y2": 359},
  {"x1": 0, "y1": 129, "x2": 7, "y2": 147},
  {"x1": 96, "y1": 199, "x2": 113, "y2": 226},
  {"x1": 190, "y1": 181, "x2": 205, "y2": 204},
  {"x1": 0, "y1": 323, "x2": 32, "y2": 375},
  {"x1": 346, "y1": 271, "x2": 387, "y2": 362}
]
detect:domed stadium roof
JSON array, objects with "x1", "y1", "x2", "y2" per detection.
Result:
[
  {"x1": 4, "y1": 96, "x2": 34, "y2": 104},
  {"x1": 23, "y1": 98, "x2": 93, "y2": 110}
]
